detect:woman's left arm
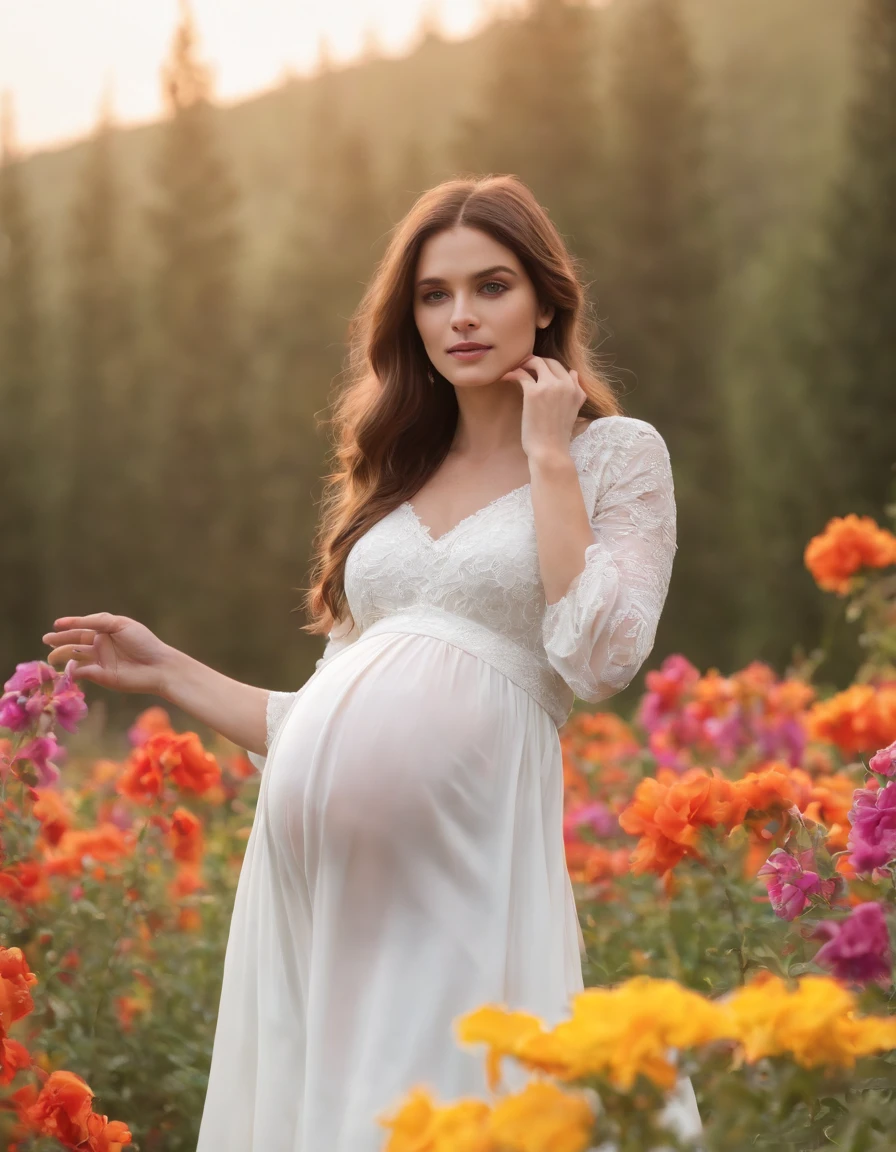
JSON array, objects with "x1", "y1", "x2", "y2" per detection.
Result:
[{"x1": 532, "y1": 421, "x2": 677, "y2": 703}]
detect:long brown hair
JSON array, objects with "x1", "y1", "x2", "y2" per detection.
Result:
[{"x1": 301, "y1": 173, "x2": 623, "y2": 637}]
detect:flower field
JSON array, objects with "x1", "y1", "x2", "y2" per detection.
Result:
[{"x1": 2, "y1": 511, "x2": 896, "y2": 1152}]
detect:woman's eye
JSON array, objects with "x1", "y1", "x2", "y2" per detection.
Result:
[{"x1": 422, "y1": 282, "x2": 507, "y2": 303}]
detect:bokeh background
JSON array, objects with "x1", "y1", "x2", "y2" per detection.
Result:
[{"x1": 1, "y1": 0, "x2": 893, "y2": 725}]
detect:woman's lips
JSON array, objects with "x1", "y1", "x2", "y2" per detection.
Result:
[{"x1": 448, "y1": 347, "x2": 492, "y2": 360}]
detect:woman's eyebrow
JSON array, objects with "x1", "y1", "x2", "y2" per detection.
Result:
[{"x1": 415, "y1": 265, "x2": 519, "y2": 288}]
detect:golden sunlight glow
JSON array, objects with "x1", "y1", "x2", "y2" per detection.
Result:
[{"x1": 0, "y1": 0, "x2": 505, "y2": 154}]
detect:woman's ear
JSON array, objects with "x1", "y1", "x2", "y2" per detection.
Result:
[{"x1": 536, "y1": 303, "x2": 555, "y2": 329}]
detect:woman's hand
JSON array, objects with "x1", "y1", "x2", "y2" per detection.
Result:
[
  {"x1": 499, "y1": 355, "x2": 587, "y2": 463},
  {"x1": 42, "y1": 613, "x2": 176, "y2": 696}
]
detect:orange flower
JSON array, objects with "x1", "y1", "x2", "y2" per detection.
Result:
[
  {"x1": 177, "y1": 907, "x2": 202, "y2": 932},
  {"x1": 735, "y1": 763, "x2": 801, "y2": 815},
  {"x1": 168, "y1": 807, "x2": 204, "y2": 865},
  {"x1": 227, "y1": 752, "x2": 257, "y2": 781},
  {"x1": 31, "y1": 788, "x2": 74, "y2": 847},
  {"x1": 805, "y1": 514, "x2": 896, "y2": 595},
  {"x1": 807, "y1": 684, "x2": 896, "y2": 755},
  {"x1": 128, "y1": 706, "x2": 174, "y2": 743},
  {"x1": 168, "y1": 864, "x2": 204, "y2": 899},
  {"x1": 565, "y1": 842, "x2": 629, "y2": 886},
  {"x1": 768, "y1": 679, "x2": 817, "y2": 717},
  {"x1": 117, "y1": 730, "x2": 221, "y2": 802},
  {"x1": 801, "y1": 772, "x2": 856, "y2": 852},
  {"x1": 0, "y1": 1036, "x2": 32, "y2": 1085},
  {"x1": 618, "y1": 768, "x2": 749, "y2": 875},
  {"x1": 0, "y1": 862, "x2": 52, "y2": 906},
  {"x1": 0, "y1": 949, "x2": 39, "y2": 1031},
  {"x1": 160, "y1": 733, "x2": 221, "y2": 794},
  {"x1": 115, "y1": 994, "x2": 150, "y2": 1033},
  {"x1": 90, "y1": 759, "x2": 123, "y2": 789},
  {"x1": 86, "y1": 1113, "x2": 133, "y2": 1152},
  {"x1": 116, "y1": 745, "x2": 165, "y2": 803},
  {"x1": 25, "y1": 1070, "x2": 95, "y2": 1146},
  {"x1": 42, "y1": 823, "x2": 134, "y2": 878}
]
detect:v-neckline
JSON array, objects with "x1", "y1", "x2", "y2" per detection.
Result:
[{"x1": 402, "y1": 420, "x2": 598, "y2": 546}]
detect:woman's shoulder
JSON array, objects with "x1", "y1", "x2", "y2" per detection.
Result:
[{"x1": 577, "y1": 414, "x2": 669, "y2": 455}]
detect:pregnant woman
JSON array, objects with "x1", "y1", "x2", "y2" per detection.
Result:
[{"x1": 43, "y1": 175, "x2": 702, "y2": 1151}]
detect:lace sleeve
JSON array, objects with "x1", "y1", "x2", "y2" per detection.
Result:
[
  {"x1": 246, "y1": 615, "x2": 361, "y2": 774},
  {"x1": 541, "y1": 420, "x2": 677, "y2": 704},
  {"x1": 246, "y1": 690, "x2": 298, "y2": 773}
]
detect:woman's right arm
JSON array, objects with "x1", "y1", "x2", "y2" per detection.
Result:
[
  {"x1": 45, "y1": 610, "x2": 361, "y2": 771},
  {"x1": 45, "y1": 613, "x2": 271, "y2": 759},
  {"x1": 159, "y1": 649, "x2": 270, "y2": 758},
  {"x1": 164, "y1": 614, "x2": 362, "y2": 763}
]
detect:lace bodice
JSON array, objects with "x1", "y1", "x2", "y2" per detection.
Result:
[{"x1": 258, "y1": 415, "x2": 677, "y2": 759}]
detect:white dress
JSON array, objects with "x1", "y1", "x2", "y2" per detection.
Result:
[{"x1": 195, "y1": 414, "x2": 703, "y2": 1152}]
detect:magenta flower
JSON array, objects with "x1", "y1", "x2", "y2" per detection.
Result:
[
  {"x1": 12, "y1": 734, "x2": 66, "y2": 787},
  {"x1": 813, "y1": 902, "x2": 892, "y2": 987},
  {"x1": 869, "y1": 740, "x2": 896, "y2": 778},
  {"x1": 756, "y1": 715, "x2": 806, "y2": 768},
  {"x1": 50, "y1": 664, "x2": 88, "y2": 734},
  {"x1": 757, "y1": 847, "x2": 836, "y2": 920},
  {"x1": 3, "y1": 661, "x2": 56, "y2": 695},
  {"x1": 0, "y1": 693, "x2": 31, "y2": 732},
  {"x1": 0, "y1": 658, "x2": 86, "y2": 737},
  {"x1": 847, "y1": 782, "x2": 896, "y2": 874},
  {"x1": 563, "y1": 801, "x2": 618, "y2": 841},
  {"x1": 637, "y1": 654, "x2": 701, "y2": 730},
  {"x1": 702, "y1": 710, "x2": 748, "y2": 766}
]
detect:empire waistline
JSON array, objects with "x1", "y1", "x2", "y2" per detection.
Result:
[{"x1": 357, "y1": 608, "x2": 573, "y2": 729}]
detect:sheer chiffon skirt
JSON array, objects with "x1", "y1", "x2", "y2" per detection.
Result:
[{"x1": 195, "y1": 631, "x2": 701, "y2": 1151}]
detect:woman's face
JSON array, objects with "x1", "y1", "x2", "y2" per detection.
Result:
[{"x1": 412, "y1": 226, "x2": 554, "y2": 390}]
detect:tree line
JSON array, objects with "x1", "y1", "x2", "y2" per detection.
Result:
[{"x1": 0, "y1": 0, "x2": 892, "y2": 725}]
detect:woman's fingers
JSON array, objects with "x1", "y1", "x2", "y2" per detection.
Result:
[
  {"x1": 42, "y1": 629, "x2": 96, "y2": 645},
  {"x1": 53, "y1": 613, "x2": 117, "y2": 630},
  {"x1": 47, "y1": 644, "x2": 91, "y2": 668}
]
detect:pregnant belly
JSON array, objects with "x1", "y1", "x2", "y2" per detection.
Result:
[{"x1": 263, "y1": 630, "x2": 553, "y2": 880}]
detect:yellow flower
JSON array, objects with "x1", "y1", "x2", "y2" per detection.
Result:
[
  {"x1": 721, "y1": 974, "x2": 896, "y2": 1069},
  {"x1": 548, "y1": 979, "x2": 729, "y2": 1091},
  {"x1": 459, "y1": 979, "x2": 729, "y2": 1094},
  {"x1": 456, "y1": 1006, "x2": 549, "y2": 1091},
  {"x1": 488, "y1": 1080, "x2": 594, "y2": 1152},
  {"x1": 377, "y1": 1085, "x2": 494, "y2": 1152}
]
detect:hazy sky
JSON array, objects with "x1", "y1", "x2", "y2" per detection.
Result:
[{"x1": 0, "y1": 0, "x2": 501, "y2": 155}]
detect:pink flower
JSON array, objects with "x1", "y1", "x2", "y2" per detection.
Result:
[
  {"x1": 1, "y1": 658, "x2": 87, "y2": 737},
  {"x1": 638, "y1": 655, "x2": 701, "y2": 730},
  {"x1": 12, "y1": 734, "x2": 66, "y2": 787},
  {"x1": 756, "y1": 847, "x2": 836, "y2": 920},
  {"x1": 813, "y1": 902, "x2": 892, "y2": 987},
  {"x1": 0, "y1": 693, "x2": 31, "y2": 732},
  {"x1": 563, "y1": 801, "x2": 618, "y2": 841},
  {"x1": 106, "y1": 801, "x2": 135, "y2": 833},
  {"x1": 869, "y1": 740, "x2": 896, "y2": 778},
  {"x1": 847, "y1": 782, "x2": 896, "y2": 874},
  {"x1": 3, "y1": 661, "x2": 56, "y2": 695},
  {"x1": 49, "y1": 665, "x2": 88, "y2": 734}
]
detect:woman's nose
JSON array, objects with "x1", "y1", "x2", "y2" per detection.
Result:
[{"x1": 450, "y1": 301, "x2": 480, "y2": 329}]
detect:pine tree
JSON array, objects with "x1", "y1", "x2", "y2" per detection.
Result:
[
  {"x1": 452, "y1": 0, "x2": 606, "y2": 281},
  {"x1": 604, "y1": 0, "x2": 733, "y2": 670},
  {"x1": 145, "y1": 1, "x2": 252, "y2": 673},
  {"x1": 814, "y1": 0, "x2": 896, "y2": 517},
  {"x1": 58, "y1": 97, "x2": 146, "y2": 626},
  {"x1": 0, "y1": 94, "x2": 45, "y2": 669},
  {"x1": 252, "y1": 51, "x2": 389, "y2": 682}
]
